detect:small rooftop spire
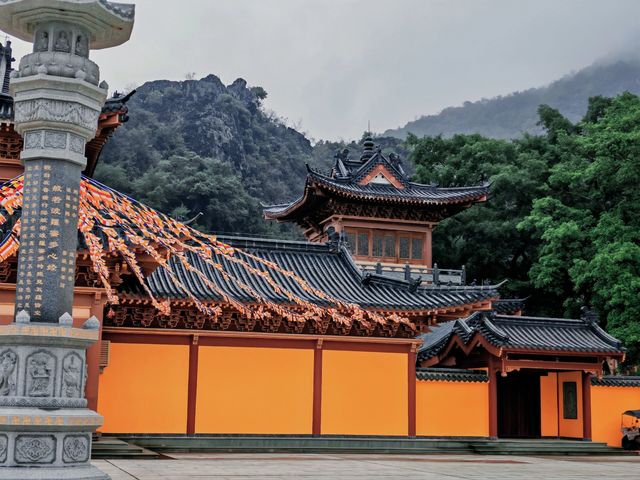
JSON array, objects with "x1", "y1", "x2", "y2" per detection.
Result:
[{"x1": 360, "y1": 136, "x2": 375, "y2": 162}]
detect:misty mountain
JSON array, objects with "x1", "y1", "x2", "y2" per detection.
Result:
[{"x1": 385, "y1": 59, "x2": 640, "y2": 139}]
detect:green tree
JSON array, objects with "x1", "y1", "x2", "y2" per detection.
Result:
[
  {"x1": 406, "y1": 132, "x2": 553, "y2": 310},
  {"x1": 522, "y1": 93, "x2": 640, "y2": 361}
]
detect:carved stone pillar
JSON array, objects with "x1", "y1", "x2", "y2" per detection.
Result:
[{"x1": 0, "y1": 1, "x2": 134, "y2": 478}]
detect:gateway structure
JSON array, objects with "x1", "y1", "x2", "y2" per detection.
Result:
[{"x1": 0, "y1": 5, "x2": 635, "y2": 455}]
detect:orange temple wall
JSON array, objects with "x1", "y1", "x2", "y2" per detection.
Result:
[
  {"x1": 96, "y1": 333, "x2": 417, "y2": 436},
  {"x1": 195, "y1": 346, "x2": 314, "y2": 434},
  {"x1": 416, "y1": 379, "x2": 489, "y2": 437},
  {"x1": 591, "y1": 386, "x2": 640, "y2": 447},
  {"x1": 96, "y1": 342, "x2": 640, "y2": 443},
  {"x1": 98, "y1": 343, "x2": 190, "y2": 434},
  {"x1": 321, "y1": 350, "x2": 408, "y2": 436}
]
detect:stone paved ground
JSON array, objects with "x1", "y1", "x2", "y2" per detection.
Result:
[{"x1": 93, "y1": 453, "x2": 640, "y2": 479}]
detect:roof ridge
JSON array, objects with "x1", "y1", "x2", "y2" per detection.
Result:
[
  {"x1": 218, "y1": 235, "x2": 333, "y2": 251},
  {"x1": 588, "y1": 320, "x2": 625, "y2": 349},
  {"x1": 494, "y1": 314, "x2": 585, "y2": 324}
]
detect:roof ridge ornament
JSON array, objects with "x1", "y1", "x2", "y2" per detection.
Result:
[
  {"x1": 580, "y1": 305, "x2": 599, "y2": 325},
  {"x1": 360, "y1": 136, "x2": 375, "y2": 162},
  {"x1": 581, "y1": 306, "x2": 624, "y2": 349}
]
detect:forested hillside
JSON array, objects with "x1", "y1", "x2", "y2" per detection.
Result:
[
  {"x1": 386, "y1": 59, "x2": 640, "y2": 139},
  {"x1": 95, "y1": 72, "x2": 640, "y2": 360},
  {"x1": 97, "y1": 75, "x2": 402, "y2": 237},
  {"x1": 408, "y1": 93, "x2": 640, "y2": 361},
  {"x1": 96, "y1": 75, "x2": 314, "y2": 236}
]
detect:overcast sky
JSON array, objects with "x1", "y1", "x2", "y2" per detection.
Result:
[{"x1": 4, "y1": 0, "x2": 640, "y2": 140}]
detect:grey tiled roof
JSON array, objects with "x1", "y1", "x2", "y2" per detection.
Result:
[
  {"x1": 417, "y1": 311, "x2": 625, "y2": 362},
  {"x1": 263, "y1": 149, "x2": 489, "y2": 220},
  {"x1": 264, "y1": 170, "x2": 489, "y2": 218},
  {"x1": 492, "y1": 298, "x2": 526, "y2": 315},
  {"x1": 307, "y1": 170, "x2": 489, "y2": 204},
  {"x1": 416, "y1": 368, "x2": 488, "y2": 383},
  {"x1": 591, "y1": 376, "x2": 640, "y2": 387},
  {"x1": 126, "y1": 236, "x2": 500, "y2": 313}
]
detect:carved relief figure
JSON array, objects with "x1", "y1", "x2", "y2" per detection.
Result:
[
  {"x1": 27, "y1": 352, "x2": 53, "y2": 397},
  {"x1": 14, "y1": 99, "x2": 100, "y2": 133},
  {"x1": 0, "y1": 351, "x2": 16, "y2": 396},
  {"x1": 0, "y1": 435, "x2": 7, "y2": 462},
  {"x1": 54, "y1": 31, "x2": 70, "y2": 53},
  {"x1": 35, "y1": 30, "x2": 49, "y2": 52},
  {"x1": 62, "y1": 354, "x2": 82, "y2": 398},
  {"x1": 74, "y1": 35, "x2": 87, "y2": 57}
]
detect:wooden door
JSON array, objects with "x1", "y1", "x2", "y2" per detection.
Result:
[{"x1": 498, "y1": 371, "x2": 542, "y2": 438}]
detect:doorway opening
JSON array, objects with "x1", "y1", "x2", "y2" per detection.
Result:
[{"x1": 497, "y1": 370, "x2": 542, "y2": 438}]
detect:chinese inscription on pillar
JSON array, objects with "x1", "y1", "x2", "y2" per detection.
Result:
[{"x1": 14, "y1": 156, "x2": 82, "y2": 323}]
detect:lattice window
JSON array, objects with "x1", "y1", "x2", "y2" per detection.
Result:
[
  {"x1": 399, "y1": 237, "x2": 410, "y2": 259},
  {"x1": 384, "y1": 234, "x2": 395, "y2": 258},
  {"x1": 562, "y1": 381, "x2": 578, "y2": 419},
  {"x1": 372, "y1": 234, "x2": 384, "y2": 258},
  {"x1": 357, "y1": 232, "x2": 369, "y2": 256},
  {"x1": 411, "y1": 238, "x2": 424, "y2": 260},
  {"x1": 345, "y1": 231, "x2": 356, "y2": 255}
]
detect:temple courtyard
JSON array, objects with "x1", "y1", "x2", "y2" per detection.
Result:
[{"x1": 93, "y1": 454, "x2": 640, "y2": 479}]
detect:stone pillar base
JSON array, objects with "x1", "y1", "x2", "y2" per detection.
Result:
[
  {"x1": 0, "y1": 465, "x2": 108, "y2": 480},
  {"x1": 0, "y1": 323, "x2": 104, "y2": 476}
]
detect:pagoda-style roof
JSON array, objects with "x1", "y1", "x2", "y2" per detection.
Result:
[
  {"x1": 84, "y1": 90, "x2": 135, "y2": 177},
  {"x1": 122, "y1": 236, "x2": 500, "y2": 316},
  {"x1": 0, "y1": 175, "x2": 502, "y2": 337},
  {"x1": 264, "y1": 138, "x2": 489, "y2": 229},
  {"x1": 417, "y1": 311, "x2": 625, "y2": 365}
]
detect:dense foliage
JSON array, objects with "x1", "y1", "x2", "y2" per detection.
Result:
[
  {"x1": 97, "y1": 75, "x2": 315, "y2": 237},
  {"x1": 97, "y1": 76, "x2": 405, "y2": 238},
  {"x1": 388, "y1": 60, "x2": 640, "y2": 140},
  {"x1": 409, "y1": 93, "x2": 640, "y2": 362},
  {"x1": 96, "y1": 71, "x2": 640, "y2": 362}
]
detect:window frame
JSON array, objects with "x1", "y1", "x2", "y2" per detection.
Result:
[{"x1": 344, "y1": 227, "x2": 426, "y2": 264}]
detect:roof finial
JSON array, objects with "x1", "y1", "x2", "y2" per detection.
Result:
[{"x1": 360, "y1": 136, "x2": 375, "y2": 163}]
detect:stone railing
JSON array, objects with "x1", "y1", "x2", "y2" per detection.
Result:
[{"x1": 359, "y1": 261, "x2": 466, "y2": 285}]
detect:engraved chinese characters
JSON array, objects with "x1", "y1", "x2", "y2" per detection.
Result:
[{"x1": 14, "y1": 159, "x2": 82, "y2": 322}]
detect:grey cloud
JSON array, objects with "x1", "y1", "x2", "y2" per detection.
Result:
[{"x1": 3, "y1": 0, "x2": 640, "y2": 140}]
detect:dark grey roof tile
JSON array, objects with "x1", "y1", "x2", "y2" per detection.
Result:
[
  {"x1": 125, "y1": 236, "x2": 500, "y2": 313},
  {"x1": 418, "y1": 312, "x2": 625, "y2": 361}
]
